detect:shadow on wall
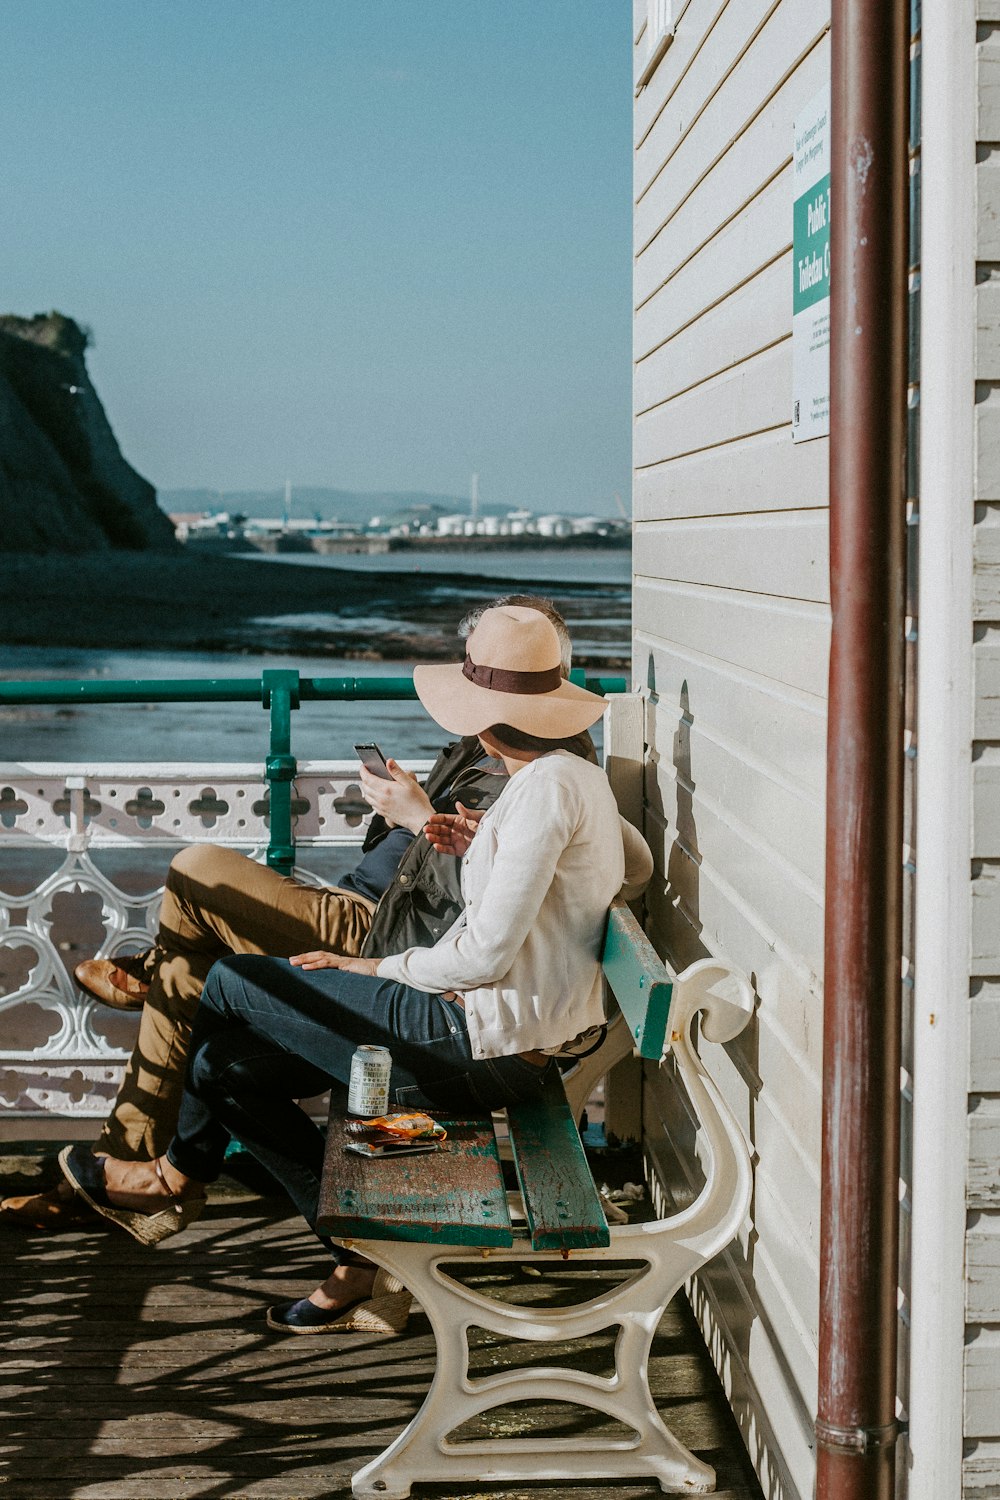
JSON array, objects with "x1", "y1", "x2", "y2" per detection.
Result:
[{"x1": 644, "y1": 654, "x2": 800, "y2": 1500}]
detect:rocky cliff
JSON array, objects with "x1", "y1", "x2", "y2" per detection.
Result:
[{"x1": 0, "y1": 312, "x2": 175, "y2": 551}]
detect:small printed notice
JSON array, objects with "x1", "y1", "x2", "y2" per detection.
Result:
[{"x1": 792, "y1": 85, "x2": 831, "y2": 442}]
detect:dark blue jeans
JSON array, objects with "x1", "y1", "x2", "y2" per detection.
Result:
[{"x1": 165, "y1": 954, "x2": 554, "y2": 1252}]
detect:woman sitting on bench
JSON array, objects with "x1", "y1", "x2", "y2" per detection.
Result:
[{"x1": 59, "y1": 606, "x2": 652, "y2": 1332}]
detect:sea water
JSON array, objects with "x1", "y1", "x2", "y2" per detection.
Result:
[{"x1": 0, "y1": 551, "x2": 629, "y2": 763}]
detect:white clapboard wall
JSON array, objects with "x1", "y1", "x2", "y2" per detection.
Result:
[
  {"x1": 967, "y1": 6, "x2": 1000, "y2": 1492},
  {"x1": 632, "y1": 3, "x2": 830, "y2": 1496}
]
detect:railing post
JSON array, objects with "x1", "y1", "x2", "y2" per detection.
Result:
[{"x1": 261, "y1": 669, "x2": 300, "y2": 875}]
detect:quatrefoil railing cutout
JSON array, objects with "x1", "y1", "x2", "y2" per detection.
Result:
[
  {"x1": 332, "y1": 784, "x2": 371, "y2": 826},
  {"x1": 188, "y1": 788, "x2": 230, "y2": 827},
  {"x1": 0, "y1": 787, "x2": 28, "y2": 829},
  {"x1": 52, "y1": 789, "x2": 102, "y2": 826},
  {"x1": 251, "y1": 793, "x2": 311, "y2": 825},
  {"x1": 124, "y1": 787, "x2": 166, "y2": 828}
]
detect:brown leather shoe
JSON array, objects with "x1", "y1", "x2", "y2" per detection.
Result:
[
  {"x1": 74, "y1": 957, "x2": 151, "y2": 1010},
  {"x1": 0, "y1": 1179, "x2": 98, "y2": 1231}
]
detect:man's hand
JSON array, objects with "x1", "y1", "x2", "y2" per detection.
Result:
[
  {"x1": 289, "y1": 952, "x2": 381, "y2": 975},
  {"x1": 359, "y1": 759, "x2": 433, "y2": 833},
  {"x1": 423, "y1": 802, "x2": 485, "y2": 858}
]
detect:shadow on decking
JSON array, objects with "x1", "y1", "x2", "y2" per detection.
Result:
[{"x1": 0, "y1": 1150, "x2": 763, "y2": 1500}]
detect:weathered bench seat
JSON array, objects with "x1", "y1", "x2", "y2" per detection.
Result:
[{"x1": 317, "y1": 898, "x2": 754, "y2": 1498}]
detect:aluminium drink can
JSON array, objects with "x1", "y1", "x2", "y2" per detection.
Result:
[{"x1": 348, "y1": 1044, "x2": 392, "y2": 1117}]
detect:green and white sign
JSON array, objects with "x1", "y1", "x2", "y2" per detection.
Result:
[{"x1": 792, "y1": 85, "x2": 831, "y2": 442}]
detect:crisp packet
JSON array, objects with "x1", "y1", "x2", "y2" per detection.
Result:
[{"x1": 344, "y1": 1111, "x2": 447, "y2": 1142}]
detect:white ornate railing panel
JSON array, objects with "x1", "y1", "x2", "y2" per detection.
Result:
[{"x1": 0, "y1": 761, "x2": 431, "y2": 1125}]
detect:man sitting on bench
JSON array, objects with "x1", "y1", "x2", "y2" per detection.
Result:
[
  {"x1": 58, "y1": 605, "x2": 653, "y2": 1336},
  {"x1": 0, "y1": 596, "x2": 593, "y2": 1233}
]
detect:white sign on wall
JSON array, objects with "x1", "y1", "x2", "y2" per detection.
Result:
[{"x1": 792, "y1": 85, "x2": 831, "y2": 443}]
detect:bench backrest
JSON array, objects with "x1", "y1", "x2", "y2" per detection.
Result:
[{"x1": 601, "y1": 898, "x2": 673, "y2": 1062}]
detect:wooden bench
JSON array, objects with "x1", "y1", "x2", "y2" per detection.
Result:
[{"x1": 317, "y1": 898, "x2": 754, "y2": 1498}]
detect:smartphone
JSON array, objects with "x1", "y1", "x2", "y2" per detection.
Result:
[
  {"x1": 345, "y1": 1140, "x2": 444, "y2": 1158},
  {"x1": 354, "y1": 742, "x2": 393, "y2": 780}
]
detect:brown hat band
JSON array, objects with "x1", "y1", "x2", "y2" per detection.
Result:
[{"x1": 462, "y1": 655, "x2": 563, "y2": 695}]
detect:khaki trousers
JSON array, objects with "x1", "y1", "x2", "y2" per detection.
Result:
[{"x1": 96, "y1": 844, "x2": 374, "y2": 1161}]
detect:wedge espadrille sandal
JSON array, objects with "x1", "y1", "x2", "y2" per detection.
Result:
[
  {"x1": 266, "y1": 1268, "x2": 412, "y2": 1336},
  {"x1": 58, "y1": 1146, "x2": 205, "y2": 1246}
]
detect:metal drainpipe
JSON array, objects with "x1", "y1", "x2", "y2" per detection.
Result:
[{"x1": 817, "y1": 2, "x2": 908, "y2": 1498}]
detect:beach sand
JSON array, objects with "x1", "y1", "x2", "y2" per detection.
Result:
[{"x1": 0, "y1": 551, "x2": 629, "y2": 666}]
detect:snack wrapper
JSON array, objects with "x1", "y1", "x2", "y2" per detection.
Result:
[{"x1": 344, "y1": 1111, "x2": 447, "y2": 1142}]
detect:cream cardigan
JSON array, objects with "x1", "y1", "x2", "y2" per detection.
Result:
[{"x1": 376, "y1": 749, "x2": 653, "y2": 1059}]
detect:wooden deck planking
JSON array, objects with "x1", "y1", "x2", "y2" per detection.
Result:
[{"x1": 0, "y1": 1148, "x2": 764, "y2": 1500}]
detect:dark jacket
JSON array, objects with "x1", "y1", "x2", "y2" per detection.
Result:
[
  {"x1": 359, "y1": 728, "x2": 599, "y2": 961},
  {"x1": 360, "y1": 737, "x2": 507, "y2": 959}
]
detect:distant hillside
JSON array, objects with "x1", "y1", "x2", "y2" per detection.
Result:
[
  {"x1": 161, "y1": 487, "x2": 479, "y2": 527},
  {"x1": 0, "y1": 312, "x2": 175, "y2": 552}
]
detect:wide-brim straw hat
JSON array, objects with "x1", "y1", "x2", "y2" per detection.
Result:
[{"x1": 413, "y1": 605, "x2": 607, "y2": 738}]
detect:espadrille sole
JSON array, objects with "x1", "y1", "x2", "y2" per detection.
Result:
[
  {"x1": 57, "y1": 1146, "x2": 205, "y2": 1246},
  {"x1": 266, "y1": 1268, "x2": 412, "y2": 1336}
]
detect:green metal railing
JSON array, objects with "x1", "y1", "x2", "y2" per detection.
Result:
[{"x1": 0, "y1": 668, "x2": 628, "y2": 874}]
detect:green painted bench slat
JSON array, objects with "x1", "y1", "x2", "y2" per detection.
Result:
[
  {"x1": 506, "y1": 1073, "x2": 610, "y2": 1251},
  {"x1": 601, "y1": 898, "x2": 673, "y2": 1062},
  {"x1": 316, "y1": 1115, "x2": 514, "y2": 1247}
]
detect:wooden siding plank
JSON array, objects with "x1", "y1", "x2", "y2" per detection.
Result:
[
  {"x1": 636, "y1": 511, "x2": 828, "y2": 605},
  {"x1": 634, "y1": 0, "x2": 729, "y2": 152},
  {"x1": 633, "y1": 0, "x2": 647, "y2": 42},
  {"x1": 635, "y1": 68, "x2": 817, "y2": 323},
  {"x1": 635, "y1": 0, "x2": 823, "y2": 249},
  {"x1": 977, "y1": 279, "x2": 1000, "y2": 381},
  {"x1": 635, "y1": 342, "x2": 790, "y2": 471},
  {"x1": 635, "y1": 167, "x2": 790, "y2": 359},
  {"x1": 966, "y1": 1215, "x2": 1000, "y2": 1323},
  {"x1": 979, "y1": 32, "x2": 1000, "y2": 143},
  {"x1": 974, "y1": 639, "x2": 1000, "y2": 739},
  {"x1": 636, "y1": 633, "x2": 827, "y2": 798},
  {"x1": 973, "y1": 863, "x2": 1000, "y2": 976},
  {"x1": 645, "y1": 710, "x2": 825, "y2": 888},
  {"x1": 690, "y1": 1258, "x2": 817, "y2": 1500},
  {"x1": 974, "y1": 760, "x2": 1000, "y2": 856},
  {"x1": 646, "y1": 1092, "x2": 818, "y2": 1499},
  {"x1": 635, "y1": 254, "x2": 790, "y2": 415},
  {"x1": 969, "y1": 1097, "x2": 1000, "y2": 1209},
  {"x1": 964, "y1": 1439, "x2": 1000, "y2": 1495},
  {"x1": 978, "y1": 154, "x2": 1000, "y2": 261},
  {"x1": 633, "y1": 425, "x2": 828, "y2": 523},
  {"x1": 634, "y1": 578, "x2": 831, "y2": 697},
  {"x1": 972, "y1": 504, "x2": 1000, "y2": 616},
  {"x1": 971, "y1": 983, "x2": 1000, "y2": 1093},
  {"x1": 645, "y1": 857, "x2": 822, "y2": 1081},
  {"x1": 965, "y1": 1330, "x2": 1000, "y2": 1438},
  {"x1": 636, "y1": 23, "x2": 828, "y2": 317},
  {"x1": 646, "y1": 1091, "x2": 822, "y2": 1396}
]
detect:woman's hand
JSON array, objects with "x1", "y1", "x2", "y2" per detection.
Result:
[
  {"x1": 289, "y1": 952, "x2": 381, "y2": 975},
  {"x1": 359, "y1": 760, "x2": 434, "y2": 833},
  {"x1": 424, "y1": 802, "x2": 485, "y2": 857}
]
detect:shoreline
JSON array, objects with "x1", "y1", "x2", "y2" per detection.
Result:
[{"x1": 0, "y1": 550, "x2": 630, "y2": 669}]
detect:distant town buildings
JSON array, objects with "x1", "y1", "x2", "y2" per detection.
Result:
[{"x1": 170, "y1": 505, "x2": 629, "y2": 545}]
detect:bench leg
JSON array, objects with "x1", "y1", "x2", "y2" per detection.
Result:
[
  {"x1": 350, "y1": 960, "x2": 755, "y2": 1497},
  {"x1": 349, "y1": 1239, "x2": 718, "y2": 1498}
]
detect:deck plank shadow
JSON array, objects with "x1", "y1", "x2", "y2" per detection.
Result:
[{"x1": 0, "y1": 1149, "x2": 764, "y2": 1500}]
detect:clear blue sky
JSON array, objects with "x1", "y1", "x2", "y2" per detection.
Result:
[{"x1": 1, "y1": 1, "x2": 631, "y2": 514}]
